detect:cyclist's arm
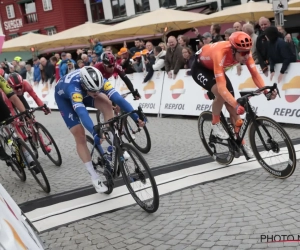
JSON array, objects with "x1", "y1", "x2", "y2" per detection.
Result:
[
  {"x1": 213, "y1": 55, "x2": 238, "y2": 108},
  {"x1": 117, "y1": 69, "x2": 134, "y2": 93},
  {"x1": 23, "y1": 80, "x2": 44, "y2": 106},
  {"x1": 246, "y1": 56, "x2": 265, "y2": 89}
]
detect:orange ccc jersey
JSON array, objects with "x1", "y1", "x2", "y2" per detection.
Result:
[{"x1": 197, "y1": 41, "x2": 265, "y2": 108}]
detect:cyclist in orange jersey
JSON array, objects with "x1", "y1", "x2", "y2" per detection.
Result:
[{"x1": 191, "y1": 31, "x2": 277, "y2": 158}]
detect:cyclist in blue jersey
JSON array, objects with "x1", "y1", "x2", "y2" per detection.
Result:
[{"x1": 55, "y1": 66, "x2": 144, "y2": 193}]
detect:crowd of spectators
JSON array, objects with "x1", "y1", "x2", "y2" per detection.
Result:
[{"x1": 1, "y1": 17, "x2": 299, "y2": 86}]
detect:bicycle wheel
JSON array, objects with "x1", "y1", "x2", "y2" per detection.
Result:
[
  {"x1": 120, "y1": 143, "x2": 159, "y2": 213},
  {"x1": 249, "y1": 116, "x2": 297, "y2": 179},
  {"x1": 17, "y1": 139, "x2": 51, "y2": 193},
  {"x1": 123, "y1": 116, "x2": 151, "y2": 154},
  {"x1": 0, "y1": 136, "x2": 26, "y2": 182},
  {"x1": 86, "y1": 135, "x2": 114, "y2": 194},
  {"x1": 198, "y1": 111, "x2": 234, "y2": 165},
  {"x1": 35, "y1": 122, "x2": 62, "y2": 166}
]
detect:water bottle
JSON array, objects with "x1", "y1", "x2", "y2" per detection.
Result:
[{"x1": 7, "y1": 139, "x2": 13, "y2": 146}]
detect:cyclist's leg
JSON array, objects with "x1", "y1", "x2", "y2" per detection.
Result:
[
  {"x1": 0, "y1": 93, "x2": 12, "y2": 160},
  {"x1": 17, "y1": 94, "x2": 30, "y2": 109},
  {"x1": 55, "y1": 92, "x2": 108, "y2": 192}
]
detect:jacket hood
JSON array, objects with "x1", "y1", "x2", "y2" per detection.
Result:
[
  {"x1": 264, "y1": 26, "x2": 279, "y2": 43},
  {"x1": 155, "y1": 50, "x2": 166, "y2": 59}
]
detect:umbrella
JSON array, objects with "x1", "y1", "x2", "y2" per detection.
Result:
[
  {"x1": 288, "y1": 0, "x2": 300, "y2": 7},
  {"x1": 1, "y1": 33, "x2": 50, "y2": 52},
  {"x1": 96, "y1": 8, "x2": 207, "y2": 37},
  {"x1": 190, "y1": 1, "x2": 300, "y2": 26},
  {"x1": 33, "y1": 22, "x2": 111, "y2": 49}
]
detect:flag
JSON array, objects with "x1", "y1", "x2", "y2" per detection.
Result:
[{"x1": 0, "y1": 34, "x2": 5, "y2": 54}]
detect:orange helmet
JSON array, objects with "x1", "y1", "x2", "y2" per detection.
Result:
[{"x1": 229, "y1": 31, "x2": 252, "y2": 51}]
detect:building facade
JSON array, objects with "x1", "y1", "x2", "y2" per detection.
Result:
[{"x1": 0, "y1": 0, "x2": 88, "y2": 40}]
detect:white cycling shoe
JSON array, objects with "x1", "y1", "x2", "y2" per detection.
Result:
[
  {"x1": 211, "y1": 123, "x2": 229, "y2": 140},
  {"x1": 92, "y1": 176, "x2": 108, "y2": 193},
  {"x1": 123, "y1": 151, "x2": 130, "y2": 160},
  {"x1": 242, "y1": 144, "x2": 254, "y2": 159}
]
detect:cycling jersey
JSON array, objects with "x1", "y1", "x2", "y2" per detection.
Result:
[
  {"x1": 0, "y1": 75, "x2": 15, "y2": 98},
  {"x1": 197, "y1": 41, "x2": 265, "y2": 108}
]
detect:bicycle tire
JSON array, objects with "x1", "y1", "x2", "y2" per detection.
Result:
[
  {"x1": 249, "y1": 116, "x2": 297, "y2": 179},
  {"x1": 123, "y1": 116, "x2": 151, "y2": 154},
  {"x1": 198, "y1": 111, "x2": 234, "y2": 165},
  {"x1": 17, "y1": 139, "x2": 51, "y2": 193},
  {"x1": 120, "y1": 143, "x2": 159, "y2": 213},
  {"x1": 86, "y1": 135, "x2": 114, "y2": 194},
  {"x1": 35, "y1": 122, "x2": 62, "y2": 166},
  {"x1": 0, "y1": 136, "x2": 26, "y2": 182}
]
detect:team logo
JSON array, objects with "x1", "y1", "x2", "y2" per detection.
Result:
[
  {"x1": 143, "y1": 80, "x2": 156, "y2": 99},
  {"x1": 72, "y1": 93, "x2": 83, "y2": 102},
  {"x1": 197, "y1": 73, "x2": 208, "y2": 86},
  {"x1": 170, "y1": 79, "x2": 185, "y2": 99},
  {"x1": 104, "y1": 81, "x2": 113, "y2": 91},
  {"x1": 282, "y1": 76, "x2": 300, "y2": 103}
]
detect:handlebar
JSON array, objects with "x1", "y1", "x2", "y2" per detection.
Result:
[
  {"x1": 237, "y1": 83, "x2": 280, "y2": 106},
  {"x1": 0, "y1": 104, "x2": 48, "y2": 126},
  {"x1": 121, "y1": 89, "x2": 141, "y2": 100}
]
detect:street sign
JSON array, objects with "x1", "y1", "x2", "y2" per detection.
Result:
[{"x1": 273, "y1": 0, "x2": 288, "y2": 11}]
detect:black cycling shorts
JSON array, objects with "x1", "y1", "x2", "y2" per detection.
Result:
[
  {"x1": 0, "y1": 93, "x2": 12, "y2": 123},
  {"x1": 18, "y1": 94, "x2": 30, "y2": 109},
  {"x1": 191, "y1": 59, "x2": 234, "y2": 97}
]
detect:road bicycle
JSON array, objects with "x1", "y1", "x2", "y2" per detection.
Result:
[
  {"x1": 96, "y1": 90, "x2": 151, "y2": 154},
  {"x1": 87, "y1": 106, "x2": 159, "y2": 213},
  {"x1": 198, "y1": 83, "x2": 297, "y2": 179},
  {"x1": 0, "y1": 108, "x2": 51, "y2": 193},
  {"x1": 13, "y1": 104, "x2": 62, "y2": 166}
]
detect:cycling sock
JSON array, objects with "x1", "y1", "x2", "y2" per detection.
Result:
[
  {"x1": 212, "y1": 114, "x2": 220, "y2": 125},
  {"x1": 85, "y1": 161, "x2": 98, "y2": 180}
]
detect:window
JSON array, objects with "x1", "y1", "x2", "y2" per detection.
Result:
[
  {"x1": 222, "y1": 0, "x2": 241, "y2": 7},
  {"x1": 46, "y1": 27, "x2": 56, "y2": 35},
  {"x1": 9, "y1": 33, "x2": 18, "y2": 39},
  {"x1": 134, "y1": 0, "x2": 150, "y2": 13},
  {"x1": 187, "y1": 0, "x2": 204, "y2": 4},
  {"x1": 90, "y1": 0, "x2": 105, "y2": 22},
  {"x1": 159, "y1": 0, "x2": 177, "y2": 8},
  {"x1": 42, "y1": 0, "x2": 53, "y2": 11},
  {"x1": 111, "y1": 0, "x2": 126, "y2": 18},
  {"x1": 6, "y1": 5, "x2": 15, "y2": 19}
]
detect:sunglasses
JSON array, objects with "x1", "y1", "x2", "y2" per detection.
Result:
[
  {"x1": 15, "y1": 86, "x2": 22, "y2": 90},
  {"x1": 237, "y1": 51, "x2": 250, "y2": 56}
]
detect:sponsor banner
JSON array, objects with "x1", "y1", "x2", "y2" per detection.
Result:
[
  {"x1": 159, "y1": 69, "x2": 228, "y2": 116},
  {"x1": 0, "y1": 184, "x2": 44, "y2": 249},
  {"x1": 114, "y1": 71, "x2": 164, "y2": 114}
]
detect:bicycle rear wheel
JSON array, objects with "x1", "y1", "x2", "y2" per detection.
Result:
[
  {"x1": 17, "y1": 139, "x2": 51, "y2": 193},
  {"x1": 249, "y1": 116, "x2": 297, "y2": 179},
  {"x1": 35, "y1": 122, "x2": 62, "y2": 166},
  {"x1": 120, "y1": 143, "x2": 159, "y2": 213},
  {"x1": 198, "y1": 111, "x2": 234, "y2": 165}
]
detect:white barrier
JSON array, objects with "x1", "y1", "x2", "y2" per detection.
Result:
[
  {"x1": 0, "y1": 184, "x2": 45, "y2": 249},
  {"x1": 24, "y1": 63, "x2": 300, "y2": 125}
]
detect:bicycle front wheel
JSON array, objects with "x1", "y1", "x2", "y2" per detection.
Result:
[
  {"x1": 35, "y1": 122, "x2": 62, "y2": 166},
  {"x1": 17, "y1": 139, "x2": 51, "y2": 193},
  {"x1": 198, "y1": 111, "x2": 234, "y2": 165},
  {"x1": 120, "y1": 143, "x2": 159, "y2": 213},
  {"x1": 249, "y1": 116, "x2": 297, "y2": 179}
]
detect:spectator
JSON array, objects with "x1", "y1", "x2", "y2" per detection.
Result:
[
  {"x1": 131, "y1": 52, "x2": 143, "y2": 72},
  {"x1": 224, "y1": 28, "x2": 235, "y2": 41},
  {"x1": 67, "y1": 60, "x2": 77, "y2": 74},
  {"x1": 50, "y1": 56, "x2": 60, "y2": 82},
  {"x1": 277, "y1": 26, "x2": 300, "y2": 60},
  {"x1": 25, "y1": 64, "x2": 34, "y2": 85},
  {"x1": 39, "y1": 64, "x2": 46, "y2": 83},
  {"x1": 178, "y1": 35, "x2": 192, "y2": 50},
  {"x1": 19, "y1": 61, "x2": 27, "y2": 79},
  {"x1": 117, "y1": 47, "x2": 135, "y2": 74},
  {"x1": 152, "y1": 46, "x2": 166, "y2": 71},
  {"x1": 158, "y1": 42, "x2": 167, "y2": 51},
  {"x1": 92, "y1": 38, "x2": 103, "y2": 58},
  {"x1": 142, "y1": 49, "x2": 155, "y2": 83},
  {"x1": 104, "y1": 46, "x2": 113, "y2": 54},
  {"x1": 11, "y1": 60, "x2": 21, "y2": 73},
  {"x1": 165, "y1": 36, "x2": 185, "y2": 79},
  {"x1": 76, "y1": 49, "x2": 84, "y2": 61},
  {"x1": 0, "y1": 62, "x2": 10, "y2": 75},
  {"x1": 60, "y1": 53, "x2": 76, "y2": 78},
  {"x1": 233, "y1": 22, "x2": 242, "y2": 31},
  {"x1": 33, "y1": 57, "x2": 41, "y2": 85},
  {"x1": 55, "y1": 53, "x2": 61, "y2": 64},
  {"x1": 243, "y1": 23, "x2": 258, "y2": 63},
  {"x1": 40, "y1": 57, "x2": 55, "y2": 84},
  {"x1": 91, "y1": 53, "x2": 99, "y2": 64},
  {"x1": 77, "y1": 60, "x2": 84, "y2": 68},
  {"x1": 265, "y1": 26, "x2": 296, "y2": 83},
  {"x1": 130, "y1": 38, "x2": 145, "y2": 54},
  {"x1": 210, "y1": 23, "x2": 223, "y2": 42},
  {"x1": 256, "y1": 17, "x2": 271, "y2": 76},
  {"x1": 182, "y1": 47, "x2": 195, "y2": 76},
  {"x1": 81, "y1": 54, "x2": 91, "y2": 66},
  {"x1": 87, "y1": 49, "x2": 93, "y2": 62},
  {"x1": 66, "y1": 53, "x2": 72, "y2": 60},
  {"x1": 202, "y1": 32, "x2": 213, "y2": 44},
  {"x1": 145, "y1": 41, "x2": 154, "y2": 54}
]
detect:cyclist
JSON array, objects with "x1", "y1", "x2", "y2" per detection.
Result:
[
  {"x1": 94, "y1": 53, "x2": 143, "y2": 123},
  {"x1": 0, "y1": 68, "x2": 9, "y2": 81},
  {"x1": 55, "y1": 66, "x2": 133, "y2": 193},
  {"x1": 191, "y1": 31, "x2": 277, "y2": 158}
]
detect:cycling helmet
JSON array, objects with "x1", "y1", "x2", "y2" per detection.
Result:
[
  {"x1": 7, "y1": 73, "x2": 23, "y2": 88},
  {"x1": 0, "y1": 68, "x2": 4, "y2": 77},
  {"x1": 229, "y1": 31, "x2": 252, "y2": 51},
  {"x1": 80, "y1": 66, "x2": 104, "y2": 92},
  {"x1": 14, "y1": 56, "x2": 22, "y2": 62},
  {"x1": 102, "y1": 53, "x2": 116, "y2": 66}
]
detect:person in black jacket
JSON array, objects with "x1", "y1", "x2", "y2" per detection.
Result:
[{"x1": 264, "y1": 26, "x2": 296, "y2": 84}]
